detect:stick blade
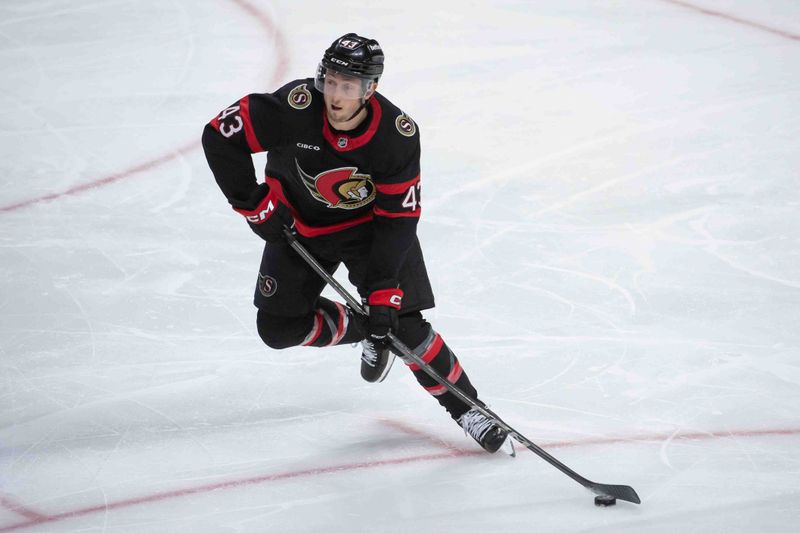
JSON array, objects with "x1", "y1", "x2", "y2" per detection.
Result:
[{"x1": 590, "y1": 483, "x2": 641, "y2": 504}]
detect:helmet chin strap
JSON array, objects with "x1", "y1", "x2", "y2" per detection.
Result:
[
  {"x1": 342, "y1": 80, "x2": 374, "y2": 123},
  {"x1": 344, "y1": 97, "x2": 369, "y2": 122}
]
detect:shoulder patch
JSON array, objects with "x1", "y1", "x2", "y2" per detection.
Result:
[
  {"x1": 287, "y1": 83, "x2": 312, "y2": 110},
  {"x1": 395, "y1": 112, "x2": 416, "y2": 137}
]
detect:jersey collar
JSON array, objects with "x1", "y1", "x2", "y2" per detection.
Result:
[{"x1": 322, "y1": 97, "x2": 382, "y2": 152}]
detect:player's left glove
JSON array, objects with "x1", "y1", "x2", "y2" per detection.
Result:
[
  {"x1": 366, "y1": 288, "x2": 403, "y2": 344},
  {"x1": 230, "y1": 184, "x2": 293, "y2": 243}
]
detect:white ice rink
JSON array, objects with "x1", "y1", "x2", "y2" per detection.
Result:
[{"x1": 2, "y1": 0, "x2": 800, "y2": 531}]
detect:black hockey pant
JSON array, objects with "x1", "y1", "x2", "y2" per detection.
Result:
[{"x1": 252, "y1": 234, "x2": 481, "y2": 420}]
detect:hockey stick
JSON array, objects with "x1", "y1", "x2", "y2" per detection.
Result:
[{"x1": 282, "y1": 227, "x2": 641, "y2": 505}]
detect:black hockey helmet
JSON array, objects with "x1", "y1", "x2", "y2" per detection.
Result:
[{"x1": 315, "y1": 33, "x2": 384, "y2": 97}]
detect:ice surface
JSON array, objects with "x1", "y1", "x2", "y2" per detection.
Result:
[{"x1": 1, "y1": 0, "x2": 799, "y2": 531}]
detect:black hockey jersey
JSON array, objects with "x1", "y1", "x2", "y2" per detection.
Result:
[{"x1": 202, "y1": 78, "x2": 422, "y2": 291}]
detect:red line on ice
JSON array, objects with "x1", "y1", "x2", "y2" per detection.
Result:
[
  {"x1": 660, "y1": 0, "x2": 800, "y2": 41},
  {"x1": 1, "y1": 425, "x2": 798, "y2": 532},
  {"x1": 0, "y1": 0, "x2": 289, "y2": 214},
  {"x1": 0, "y1": 140, "x2": 198, "y2": 213},
  {"x1": 0, "y1": 496, "x2": 48, "y2": 523},
  {"x1": 379, "y1": 418, "x2": 464, "y2": 453},
  {"x1": 542, "y1": 426, "x2": 800, "y2": 449},
  {"x1": 2, "y1": 1, "x2": 796, "y2": 215},
  {"x1": 0, "y1": 452, "x2": 465, "y2": 532}
]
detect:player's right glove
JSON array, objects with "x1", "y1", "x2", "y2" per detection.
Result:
[
  {"x1": 366, "y1": 288, "x2": 403, "y2": 345},
  {"x1": 230, "y1": 184, "x2": 293, "y2": 243}
]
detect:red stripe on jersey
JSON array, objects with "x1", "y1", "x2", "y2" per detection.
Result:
[
  {"x1": 302, "y1": 312, "x2": 323, "y2": 346},
  {"x1": 264, "y1": 175, "x2": 375, "y2": 237},
  {"x1": 376, "y1": 175, "x2": 420, "y2": 195},
  {"x1": 374, "y1": 207, "x2": 421, "y2": 219},
  {"x1": 239, "y1": 96, "x2": 265, "y2": 153},
  {"x1": 294, "y1": 212, "x2": 374, "y2": 237},
  {"x1": 209, "y1": 116, "x2": 221, "y2": 131},
  {"x1": 322, "y1": 98, "x2": 382, "y2": 152},
  {"x1": 407, "y1": 334, "x2": 444, "y2": 371},
  {"x1": 264, "y1": 176, "x2": 289, "y2": 204}
]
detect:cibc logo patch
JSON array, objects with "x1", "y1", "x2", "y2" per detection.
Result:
[
  {"x1": 288, "y1": 84, "x2": 312, "y2": 110},
  {"x1": 258, "y1": 273, "x2": 278, "y2": 297},
  {"x1": 395, "y1": 113, "x2": 416, "y2": 137}
]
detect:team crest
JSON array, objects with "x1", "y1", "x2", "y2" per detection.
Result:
[
  {"x1": 296, "y1": 160, "x2": 375, "y2": 210},
  {"x1": 288, "y1": 84, "x2": 312, "y2": 110},
  {"x1": 257, "y1": 273, "x2": 277, "y2": 297},
  {"x1": 395, "y1": 113, "x2": 416, "y2": 137}
]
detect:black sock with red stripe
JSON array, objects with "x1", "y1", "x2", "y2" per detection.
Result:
[
  {"x1": 302, "y1": 297, "x2": 365, "y2": 347},
  {"x1": 395, "y1": 313, "x2": 478, "y2": 420},
  {"x1": 257, "y1": 298, "x2": 365, "y2": 350}
]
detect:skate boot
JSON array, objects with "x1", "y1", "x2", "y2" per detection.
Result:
[
  {"x1": 360, "y1": 338, "x2": 395, "y2": 383},
  {"x1": 458, "y1": 407, "x2": 508, "y2": 453}
]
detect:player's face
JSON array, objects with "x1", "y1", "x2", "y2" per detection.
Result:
[{"x1": 322, "y1": 70, "x2": 374, "y2": 127}]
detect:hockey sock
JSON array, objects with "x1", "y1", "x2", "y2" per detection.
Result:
[
  {"x1": 256, "y1": 297, "x2": 364, "y2": 349},
  {"x1": 301, "y1": 297, "x2": 365, "y2": 347},
  {"x1": 407, "y1": 332, "x2": 478, "y2": 420},
  {"x1": 395, "y1": 314, "x2": 478, "y2": 420}
]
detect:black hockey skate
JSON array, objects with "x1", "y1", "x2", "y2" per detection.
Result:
[
  {"x1": 458, "y1": 407, "x2": 509, "y2": 453},
  {"x1": 360, "y1": 338, "x2": 395, "y2": 383}
]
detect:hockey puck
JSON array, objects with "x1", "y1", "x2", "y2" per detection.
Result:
[{"x1": 594, "y1": 495, "x2": 617, "y2": 507}]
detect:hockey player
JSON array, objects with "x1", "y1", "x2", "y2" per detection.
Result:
[{"x1": 202, "y1": 33, "x2": 507, "y2": 453}]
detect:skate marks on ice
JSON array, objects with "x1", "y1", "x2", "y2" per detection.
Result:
[
  {"x1": 1, "y1": 0, "x2": 800, "y2": 531},
  {"x1": 1, "y1": 419, "x2": 799, "y2": 531},
  {"x1": 0, "y1": 0, "x2": 288, "y2": 215},
  {"x1": 660, "y1": 0, "x2": 800, "y2": 42}
]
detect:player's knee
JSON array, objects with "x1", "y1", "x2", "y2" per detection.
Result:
[
  {"x1": 394, "y1": 311, "x2": 432, "y2": 351},
  {"x1": 256, "y1": 309, "x2": 306, "y2": 350}
]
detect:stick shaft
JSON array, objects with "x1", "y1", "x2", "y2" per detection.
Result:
[{"x1": 281, "y1": 227, "x2": 641, "y2": 504}]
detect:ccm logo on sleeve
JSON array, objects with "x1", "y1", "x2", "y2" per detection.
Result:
[{"x1": 245, "y1": 200, "x2": 275, "y2": 223}]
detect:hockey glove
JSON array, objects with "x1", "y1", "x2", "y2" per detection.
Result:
[
  {"x1": 230, "y1": 184, "x2": 293, "y2": 243},
  {"x1": 366, "y1": 288, "x2": 403, "y2": 345}
]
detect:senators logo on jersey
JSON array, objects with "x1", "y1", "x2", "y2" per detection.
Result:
[
  {"x1": 296, "y1": 160, "x2": 375, "y2": 210},
  {"x1": 287, "y1": 84, "x2": 312, "y2": 110},
  {"x1": 395, "y1": 113, "x2": 416, "y2": 137}
]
